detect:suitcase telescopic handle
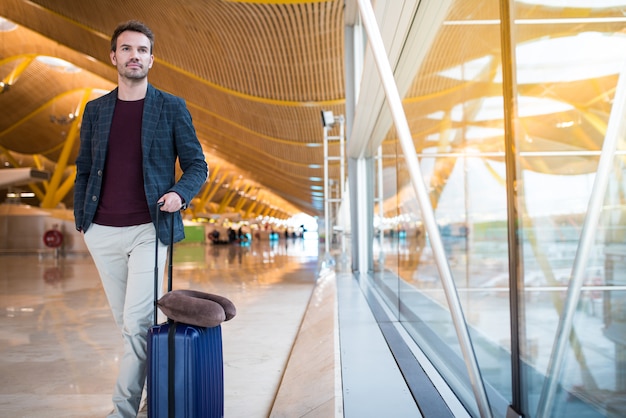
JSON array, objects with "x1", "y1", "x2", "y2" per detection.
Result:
[
  {"x1": 154, "y1": 201, "x2": 175, "y2": 325},
  {"x1": 154, "y1": 202, "x2": 178, "y2": 418}
]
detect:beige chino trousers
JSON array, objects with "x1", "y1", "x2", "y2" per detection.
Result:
[{"x1": 84, "y1": 222, "x2": 167, "y2": 418}]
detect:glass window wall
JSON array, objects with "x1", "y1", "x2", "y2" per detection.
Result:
[{"x1": 370, "y1": 1, "x2": 626, "y2": 417}]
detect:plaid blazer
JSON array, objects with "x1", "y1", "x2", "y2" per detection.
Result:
[{"x1": 74, "y1": 84, "x2": 208, "y2": 244}]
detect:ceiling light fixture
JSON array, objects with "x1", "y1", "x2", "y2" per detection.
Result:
[
  {"x1": 321, "y1": 110, "x2": 336, "y2": 127},
  {"x1": 49, "y1": 112, "x2": 77, "y2": 125},
  {"x1": 0, "y1": 17, "x2": 18, "y2": 32}
]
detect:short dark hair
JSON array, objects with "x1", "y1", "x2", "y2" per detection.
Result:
[{"x1": 110, "y1": 20, "x2": 154, "y2": 53}]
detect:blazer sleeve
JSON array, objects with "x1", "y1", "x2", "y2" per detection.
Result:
[{"x1": 73, "y1": 102, "x2": 95, "y2": 231}]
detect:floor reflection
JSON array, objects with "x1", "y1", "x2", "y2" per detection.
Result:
[{"x1": 0, "y1": 236, "x2": 320, "y2": 418}]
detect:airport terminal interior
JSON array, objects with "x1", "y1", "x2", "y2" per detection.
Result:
[{"x1": 1, "y1": 1, "x2": 626, "y2": 417}]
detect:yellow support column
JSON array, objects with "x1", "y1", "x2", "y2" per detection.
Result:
[
  {"x1": 252, "y1": 202, "x2": 266, "y2": 218},
  {"x1": 0, "y1": 146, "x2": 45, "y2": 200},
  {"x1": 233, "y1": 184, "x2": 252, "y2": 213},
  {"x1": 53, "y1": 166, "x2": 77, "y2": 205},
  {"x1": 240, "y1": 187, "x2": 260, "y2": 217},
  {"x1": 41, "y1": 89, "x2": 92, "y2": 208},
  {"x1": 244, "y1": 189, "x2": 263, "y2": 219},
  {"x1": 1, "y1": 54, "x2": 36, "y2": 86},
  {"x1": 217, "y1": 178, "x2": 242, "y2": 214},
  {"x1": 192, "y1": 164, "x2": 221, "y2": 216},
  {"x1": 244, "y1": 200, "x2": 258, "y2": 219},
  {"x1": 217, "y1": 190, "x2": 237, "y2": 214},
  {"x1": 202, "y1": 173, "x2": 230, "y2": 213}
]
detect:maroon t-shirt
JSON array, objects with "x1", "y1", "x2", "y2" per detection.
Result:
[{"x1": 93, "y1": 99, "x2": 152, "y2": 227}]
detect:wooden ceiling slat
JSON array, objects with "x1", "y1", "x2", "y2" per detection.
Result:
[{"x1": 0, "y1": 0, "x2": 351, "y2": 214}]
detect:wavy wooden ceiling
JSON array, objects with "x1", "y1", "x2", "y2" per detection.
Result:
[
  {"x1": 0, "y1": 0, "x2": 345, "y2": 218},
  {"x1": 0, "y1": 0, "x2": 624, "y2": 220}
]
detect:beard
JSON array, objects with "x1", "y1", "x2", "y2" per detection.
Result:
[{"x1": 118, "y1": 61, "x2": 149, "y2": 80}]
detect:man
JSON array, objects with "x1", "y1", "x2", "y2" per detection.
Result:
[{"x1": 74, "y1": 20, "x2": 208, "y2": 417}]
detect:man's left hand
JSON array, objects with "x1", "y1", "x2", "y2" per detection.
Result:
[{"x1": 158, "y1": 192, "x2": 185, "y2": 212}]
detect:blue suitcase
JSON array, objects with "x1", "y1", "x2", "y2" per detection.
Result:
[
  {"x1": 147, "y1": 322, "x2": 224, "y2": 418},
  {"x1": 147, "y1": 204, "x2": 225, "y2": 418}
]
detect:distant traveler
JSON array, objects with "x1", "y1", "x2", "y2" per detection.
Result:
[{"x1": 73, "y1": 20, "x2": 207, "y2": 417}]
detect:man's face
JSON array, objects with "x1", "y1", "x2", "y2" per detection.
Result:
[{"x1": 110, "y1": 31, "x2": 154, "y2": 80}]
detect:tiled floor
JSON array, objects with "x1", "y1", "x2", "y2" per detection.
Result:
[{"x1": 0, "y1": 237, "x2": 322, "y2": 418}]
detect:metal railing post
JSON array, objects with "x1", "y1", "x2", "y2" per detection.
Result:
[
  {"x1": 324, "y1": 124, "x2": 331, "y2": 256},
  {"x1": 323, "y1": 115, "x2": 345, "y2": 263}
]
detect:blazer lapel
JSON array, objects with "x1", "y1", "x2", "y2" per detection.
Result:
[
  {"x1": 94, "y1": 90, "x2": 117, "y2": 164},
  {"x1": 142, "y1": 84, "x2": 163, "y2": 155}
]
